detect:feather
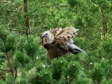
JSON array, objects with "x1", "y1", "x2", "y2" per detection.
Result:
[
  {"x1": 54, "y1": 27, "x2": 78, "y2": 45},
  {"x1": 41, "y1": 27, "x2": 86, "y2": 59}
]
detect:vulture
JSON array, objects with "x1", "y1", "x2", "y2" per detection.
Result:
[{"x1": 41, "y1": 27, "x2": 86, "y2": 59}]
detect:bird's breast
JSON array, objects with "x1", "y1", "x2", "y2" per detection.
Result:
[{"x1": 47, "y1": 45, "x2": 68, "y2": 59}]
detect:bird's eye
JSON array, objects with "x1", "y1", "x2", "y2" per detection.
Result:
[
  {"x1": 45, "y1": 33, "x2": 48, "y2": 35},
  {"x1": 42, "y1": 33, "x2": 48, "y2": 38},
  {"x1": 44, "y1": 33, "x2": 48, "y2": 37}
]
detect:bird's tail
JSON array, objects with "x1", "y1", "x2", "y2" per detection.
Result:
[{"x1": 67, "y1": 43, "x2": 87, "y2": 55}]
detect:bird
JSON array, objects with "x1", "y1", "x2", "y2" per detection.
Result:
[{"x1": 41, "y1": 27, "x2": 86, "y2": 59}]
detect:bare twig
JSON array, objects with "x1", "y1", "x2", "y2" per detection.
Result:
[
  {"x1": 23, "y1": 0, "x2": 30, "y2": 36},
  {"x1": 99, "y1": 7, "x2": 108, "y2": 40}
]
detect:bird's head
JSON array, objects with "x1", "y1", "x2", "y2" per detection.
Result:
[{"x1": 41, "y1": 31, "x2": 54, "y2": 45}]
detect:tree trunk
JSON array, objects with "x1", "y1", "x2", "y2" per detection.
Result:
[
  {"x1": 99, "y1": 7, "x2": 108, "y2": 40},
  {"x1": 23, "y1": 0, "x2": 30, "y2": 36}
]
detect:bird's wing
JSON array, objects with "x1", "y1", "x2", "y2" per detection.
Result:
[
  {"x1": 53, "y1": 27, "x2": 79, "y2": 45},
  {"x1": 66, "y1": 40, "x2": 87, "y2": 54},
  {"x1": 42, "y1": 27, "x2": 78, "y2": 46}
]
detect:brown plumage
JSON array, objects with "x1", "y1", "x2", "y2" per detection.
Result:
[{"x1": 41, "y1": 27, "x2": 86, "y2": 59}]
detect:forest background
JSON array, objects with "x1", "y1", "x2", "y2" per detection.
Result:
[{"x1": 0, "y1": 0, "x2": 112, "y2": 84}]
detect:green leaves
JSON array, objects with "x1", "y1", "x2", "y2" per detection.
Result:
[
  {"x1": 68, "y1": 0, "x2": 79, "y2": 7},
  {"x1": 91, "y1": 0, "x2": 110, "y2": 8},
  {"x1": 0, "y1": 0, "x2": 112, "y2": 83}
]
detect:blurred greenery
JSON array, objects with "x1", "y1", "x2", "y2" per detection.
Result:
[{"x1": 0, "y1": 0, "x2": 112, "y2": 84}]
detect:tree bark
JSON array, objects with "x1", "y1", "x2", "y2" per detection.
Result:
[
  {"x1": 23, "y1": 0, "x2": 30, "y2": 36},
  {"x1": 99, "y1": 7, "x2": 108, "y2": 40}
]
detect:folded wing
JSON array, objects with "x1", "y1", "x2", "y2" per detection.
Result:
[{"x1": 41, "y1": 27, "x2": 86, "y2": 59}]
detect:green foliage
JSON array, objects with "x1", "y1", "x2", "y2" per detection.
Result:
[
  {"x1": 68, "y1": 0, "x2": 79, "y2": 7},
  {"x1": 0, "y1": 0, "x2": 112, "y2": 84}
]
